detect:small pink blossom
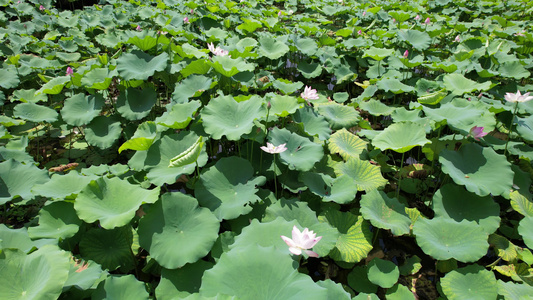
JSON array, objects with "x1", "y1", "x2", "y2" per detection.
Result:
[
  {"x1": 392, "y1": 18, "x2": 396, "y2": 23},
  {"x1": 454, "y1": 35, "x2": 461, "y2": 42},
  {"x1": 281, "y1": 226, "x2": 322, "y2": 257},
  {"x1": 424, "y1": 17, "x2": 430, "y2": 25},
  {"x1": 66, "y1": 67, "x2": 73, "y2": 76},
  {"x1": 403, "y1": 50, "x2": 409, "y2": 58},
  {"x1": 300, "y1": 86, "x2": 319, "y2": 101},
  {"x1": 190, "y1": 9, "x2": 194, "y2": 14},
  {"x1": 136, "y1": 25, "x2": 141, "y2": 31},
  {"x1": 362, "y1": 11, "x2": 366, "y2": 17},
  {"x1": 357, "y1": 29, "x2": 362, "y2": 35},
  {"x1": 278, "y1": 11, "x2": 282, "y2": 17},
  {"x1": 260, "y1": 142, "x2": 287, "y2": 154},
  {"x1": 39, "y1": 5, "x2": 45, "y2": 10},
  {"x1": 183, "y1": 17, "x2": 189, "y2": 24},
  {"x1": 415, "y1": 15, "x2": 420, "y2": 21},
  {"x1": 469, "y1": 126, "x2": 488, "y2": 141}
]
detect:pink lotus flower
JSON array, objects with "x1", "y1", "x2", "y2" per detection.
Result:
[
  {"x1": 39, "y1": 5, "x2": 45, "y2": 10},
  {"x1": 424, "y1": 17, "x2": 430, "y2": 25},
  {"x1": 362, "y1": 11, "x2": 366, "y2": 17},
  {"x1": 281, "y1": 226, "x2": 322, "y2": 257},
  {"x1": 66, "y1": 67, "x2": 73, "y2": 76},
  {"x1": 454, "y1": 35, "x2": 461, "y2": 42},
  {"x1": 260, "y1": 142, "x2": 287, "y2": 154},
  {"x1": 469, "y1": 126, "x2": 488, "y2": 141},
  {"x1": 207, "y1": 43, "x2": 229, "y2": 56},
  {"x1": 357, "y1": 29, "x2": 362, "y2": 35},
  {"x1": 136, "y1": 25, "x2": 141, "y2": 31},
  {"x1": 183, "y1": 17, "x2": 189, "y2": 24},
  {"x1": 403, "y1": 50, "x2": 409, "y2": 58},
  {"x1": 415, "y1": 15, "x2": 420, "y2": 21},
  {"x1": 301, "y1": 86, "x2": 319, "y2": 101},
  {"x1": 190, "y1": 9, "x2": 194, "y2": 14},
  {"x1": 278, "y1": 11, "x2": 282, "y2": 17},
  {"x1": 504, "y1": 91, "x2": 533, "y2": 103}
]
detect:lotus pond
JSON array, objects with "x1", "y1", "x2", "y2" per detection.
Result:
[{"x1": 1, "y1": 0, "x2": 533, "y2": 299}]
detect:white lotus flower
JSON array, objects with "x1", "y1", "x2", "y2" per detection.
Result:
[
  {"x1": 260, "y1": 142, "x2": 287, "y2": 154},
  {"x1": 281, "y1": 226, "x2": 322, "y2": 257},
  {"x1": 504, "y1": 91, "x2": 533, "y2": 103},
  {"x1": 300, "y1": 86, "x2": 319, "y2": 101},
  {"x1": 207, "y1": 43, "x2": 229, "y2": 56}
]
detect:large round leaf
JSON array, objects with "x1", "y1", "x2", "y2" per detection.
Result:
[
  {"x1": 293, "y1": 106, "x2": 331, "y2": 141},
  {"x1": 257, "y1": 35, "x2": 289, "y2": 59},
  {"x1": 32, "y1": 171, "x2": 96, "y2": 200},
  {"x1": 200, "y1": 245, "x2": 328, "y2": 299},
  {"x1": 413, "y1": 217, "x2": 489, "y2": 262},
  {"x1": 359, "y1": 99, "x2": 395, "y2": 116},
  {"x1": 443, "y1": 73, "x2": 492, "y2": 95},
  {"x1": 372, "y1": 122, "x2": 431, "y2": 153},
  {"x1": 300, "y1": 172, "x2": 357, "y2": 204},
  {"x1": 79, "y1": 226, "x2": 135, "y2": 271},
  {"x1": 363, "y1": 47, "x2": 394, "y2": 61},
  {"x1": 201, "y1": 94, "x2": 266, "y2": 140},
  {"x1": 439, "y1": 143, "x2": 514, "y2": 197},
  {"x1": 497, "y1": 280, "x2": 533, "y2": 299},
  {"x1": 116, "y1": 50, "x2": 168, "y2": 81},
  {"x1": 269, "y1": 128, "x2": 324, "y2": 172},
  {"x1": 116, "y1": 87, "x2": 157, "y2": 121},
  {"x1": 195, "y1": 157, "x2": 266, "y2": 220},
  {"x1": 118, "y1": 121, "x2": 157, "y2": 153},
  {"x1": 316, "y1": 102, "x2": 360, "y2": 130},
  {"x1": 422, "y1": 98, "x2": 495, "y2": 133},
  {"x1": 518, "y1": 216, "x2": 533, "y2": 249},
  {"x1": 84, "y1": 115, "x2": 122, "y2": 149},
  {"x1": 208, "y1": 56, "x2": 255, "y2": 77},
  {"x1": 230, "y1": 218, "x2": 299, "y2": 252},
  {"x1": 441, "y1": 264, "x2": 497, "y2": 300},
  {"x1": 92, "y1": 275, "x2": 149, "y2": 300},
  {"x1": 156, "y1": 260, "x2": 214, "y2": 300},
  {"x1": 172, "y1": 75, "x2": 213, "y2": 103},
  {"x1": 61, "y1": 93, "x2": 104, "y2": 126},
  {"x1": 367, "y1": 258, "x2": 400, "y2": 288},
  {"x1": 360, "y1": 190, "x2": 411, "y2": 236},
  {"x1": 138, "y1": 193, "x2": 219, "y2": 269},
  {"x1": 13, "y1": 103, "x2": 58, "y2": 123},
  {"x1": 75, "y1": 176, "x2": 160, "y2": 229},
  {"x1": 27, "y1": 201, "x2": 82, "y2": 240},
  {"x1": 297, "y1": 61, "x2": 323, "y2": 79},
  {"x1": 347, "y1": 266, "x2": 378, "y2": 294},
  {"x1": 328, "y1": 128, "x2": 367, "y2": 160},
  {"x1": 397, "y1": 30, "x2": 431, "y2": 50},
  {"x1": 333, "y1": 157, "x2": 388, "y2": 192},
  {"x1": 269, "y1": 94, "x2": 300, "y2": 118},
  {"x1": 156, "y1": 101, "x2": 202, "y2": 129},
  {"x1": 432, "y1": 184, "x2": 500, "y2": 234},
  {"x1": 0, "y1": 245, "x2": 70, "y2": 300},
  {"x1": 377, "y1": 78, "x2": 415, "y2": 94},
  {"x1": 516, "y1": 115, "x2": 533, "y2": 142},
  {"x1": 0, "y1": 224, "x2": 35, "y2": 253},
  {"x1": 36, "y1": 76, "x2": 70, "y2": 95},
  {"x1": 0, "y1": 159, "x2": 49, "y2": 205}
]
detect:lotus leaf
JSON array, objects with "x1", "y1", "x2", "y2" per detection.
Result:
[
  {"x1": 316, "y1": 280, "x2": 351, "y2": 299},
  {"x1": 423, "y1": 98, "x2": 495, "y2": 133},
  {"x1": 257, "y1": 35, "x2": 289, "y2": 59},
  {"x1": 84, "y1": 115, "x2": 122, "y2": 149},
  {"x1": 118, "y1": 121, "x2": 157, "y2": 153},
  {"x1": 510, "y1": 190, "x2": 533, "y2": 217},
  {"x1": 0, "y1": 224, "x2": 35, "y2": 253},
  {"x1": 367, "y1": 258, "x2": 400, "y2": 288},
  {"x1": 63, "y1": 257, "x2": 104, "y2": 291},
  {"x1": 75, "y1": 176, "x2": 160, "y2": 229},
  {"x1": 116, "y1": 87, "x2": 156, "y2": 121},
  {"x1": 397, "y1": 30, "x2": 431, "y2": 50},
  {"x1": 363, "y1": 47, "x2": 394, "y2": 61},
  {"x1": 92, "y1": 275, "x2": 149, "y2": 300},
  {"x1": 498, "y1": 61, "x2": 530, "y2": 79},
  {"x1": 385, "y1": 284, "x2": 416, "y2": 300},
  {"x1": 372, "y1": 122, "x2": 430, "y2": 153},
  {"x1": 36, "y1": 76, "x2": 70, "y2": 95},
  {"x1": 292, "y1": 107, "x2": 331, "y2": 141},
  {"x1": 441, "y1": 264, "x2": 497, "y2": 300},
  {"x1": 81, "y1": 68, "x2": 113, "y2": 90},
  {"x1": 439, "y1": 143, "x2": 514, "y2": 197},
  {"x1": 443, "y1": 73, "x2": 492, "y2": 95},
  {"x1": 79, "y1": 226, "x2": 135, "y2": 271},
  {"x1": 377, "y1": 78, "x2": 415, "y2": 94},
  {"x1": 27, "y1": 201, "x2": 82, "y2": 239},
  {"x1": 268, "y1": 94, "x2": 300, "y2": 117},
  {"x1": 172, "y1": 74, "x2": 213, "y2": 103},
  {"x1": 359, "y1": 99, "x2": 395, "y2": 116},
  {"x1": 200, "y1": 245, "x2": 328, "y2": 299},
  {"x1": 138, "y1": 192, "x2": 219, "y2": 268},
  {"x1": 61, "y1": 93, "x2": 104, "y2": 126},
  {"x1": 360, "y1": 190, "x2": 411, "y2": 236},
  {"x1": 202, "y1": 94, "x2": 266, "y2": 140},
  {"x1": 127, "y1": 32, "x2": 158, "y2": 51},
  {"x1": 269, "y1": 127, "x2": 324, "y2": 172},
  {"x1": 333, "y1": 157, "x2": 388, "y2": 191},
  {"x1": 195, "y1": 156, "x2": 266, "y2": 220},
  {"x1": 272, "y1": 79, "x2": 304, "y2": 95},
  {"x1": 0, "y1": 67, "x2": 20, "y2": 89},
  {"x1": 413, "y1": 217, "x2": 489, "y2": 262},
  {"x1": 301, "y1": 172, "x2": 357, "y2": 204},
  {"x1": 230, "y1": 218, "x2": 300, "y2": 252},
  {"x1": 156, "y1": 260, "x2": 214, "y2": 299},
  {"x1": 0, "y1": 159, "x2": 49, "y2": 204},
  {"x1": 328, "y1": 128, "x2": 367, "y2": 160},
  {"x1": 0, "y1": 245, "x2": 70, "y2": 300},
  {"x1": 116, "y1": 50, "x2": 168, "y2": 81},
  {"x1": 516, "y1": 115, "x2": 533, "y2": 142},
  {"x1": 518, "y1": 216, "x2": 533, "y2": 249},
  {"x1": 315, "y1": 102, "x2": 360, "y2": 130},
  {"x1": 208, "y1": 56, "x2": 255, "y2": 77},
  {"x1": 497, "y1": 280, "x2": 533, "y2": 299},
  {"x1": 347, "y1": 266, "x2": 378, "y2": 293},
  {"x1": 13, "y1": 102, "x2": 58, "y2": 123},
  {"x1": 297, "y1": 61, "x2": 323, "y2": 79}
]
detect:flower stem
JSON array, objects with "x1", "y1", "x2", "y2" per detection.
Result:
[
  {"x1": 274, "y1": 154, "x2": 278, "y2": 199},
  {"x1": 504, "y1": 103, "x2": 519, "y2": 157},
  {"x1": 396, "y1": 152, "x2": 405, "y2": 199}
]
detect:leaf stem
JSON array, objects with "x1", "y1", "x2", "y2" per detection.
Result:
[{"x1": 504, "y1": 103, "x2": 519, "y2": 157}]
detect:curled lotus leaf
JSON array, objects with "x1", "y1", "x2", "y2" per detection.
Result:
[{"x1": 169, "y1": 136, "x2": 204, "y2": 168}]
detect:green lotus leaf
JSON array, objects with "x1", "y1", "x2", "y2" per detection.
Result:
[
  {"x1": 363, "y1": 47, "x2": 394, "y2": 61},
  {"x1": 347, "y1": 265, "x2": 378, "y2": 294},
  {"x1": 397, "y1": 30, "x2": 431, "y2": 50},
  {"x1": 360, "y1": 190, "x2": 411, "y2": 236},
  {"x1": 136, "y1": 131, "x2": 208, "y2": 186},
  {"x1": 297, "y1": 61, "x2": 323, "y2": 79},
  {"x1": 172, "y1": 74, "x2": 212, "y2": 103},
  {"x1": 516, "y1": 115, "x2": 533, "y2": 142},
  {"x1": 432, "y1": 184, "x2": 500, "y2": 234},
  {"x1": 118, "y1": 121, "x2": 157, "y2": 153},
  {"x1": 293, "y1": 106, "x2": 331, "y2": 140},
  {"x1": 93, "y1": 275, "x2": 149, "y2": 300},
  {"x1": 257, "y1": 35, "x2": 289, "y2": 60},
  {"x1": 12, "y1": 89, "x2": 47, "y2": 104},
  {"x1": 0, "y1": 245, "x2": 70, "y2": 300},
  {"x1": 177, "y1": 43, "x2": 209, "y2": 59},
  {"x1": 315, "y1": 102, "x2": 360, "y2": 130},
  {"x1": 443, "y1": 73, "x2": 492, "y2": 95},
  {"x1": 268, "y1": 94, "x2": 300, "y2": 117},
  {"x1": 27, "y1": 201, "x2": 82, "y2": 240},
  {"x1": 497, "y1": 280, "x2": 533, "y2": 300},
  {"x1": 385, "y1": 283, "x2": 416, "y2": 300},
  {"x1": 359, "y1": 99, "x2": 395, "y2": 116},
  {"x1": 156, "y1": 260, "x2": 214, "y2": 300},
  {"x1": 316, "y1": 279, "x2": 351, "y2": 299},
  {"x1": 13, "y1": 103, "x2": 58, "y2": 123},
  {"x1": 269, "y1": 127, "x2": 324, "y2": 172},
  {"x1": 367, "y1": 258, "x2": 399, "y2": 288},
  {"x1": 0, "y1": 67, "x2": 20, "y2": 89},
  {"x1": 208, "y1": 56, "x2": 255, "y2": 77},
  {"x1": 301, "y1": 173, "x2": 357, "y2": 204},
  {"x1": 81, "y1": 68, "x2": 113, "y2": 90},
  {"x1": 0, "y1": 159, "x2": 49, "y2": 205},
  {"x1": 518, "y1": 216, "x2": 533, "y2": 249},
  {"x1": 84, "y1": 115, "x2": 122, "y2": 149},
  {"x1": 0, "y1": 116, "x2": 25, "y2": 127},
  {"x1": 179, "y1": 59, "x2": 211, "y2": 77},
  {"x1": 200, "y1": 245, "x2": 328, "y2": 299},
  {"x1": 236, "y1": 18, "x2": 262, "y2": 34},
  {"x1": 295, "y1": 37, "x2": 318, "y2": 56},
  {"x1": 328, "y1": 128, "x2": 367, "y2": 160},
  {"x1": 195, "y1": 156, "x2": 266, "y2": 220},
  {"x1": 422, "y1": 98, "x2": 495, "y2": 133},
  {"x1": 36, "y1": 76, "x2": 70, "y2": 95},
  {"x1": 202, "y1": 94, "x2": 266, "y2": 140},
  {"x1": 56, "y1": 52, "x2": 81, "y2": 62},
  {"x1": 439, "y1": 143, "x2": 514, "y2": 197},
  {"x1": 138, "y1": 192, "x2": 219, "y2": 268},
  {"x1": 127, "y1": 32, "x2": 158, "y2": 52},
  {"x1": 0, "y1": 224, "x2": 35, "y2": 253},
  {"x1": 116, "y1": 50, "x2": 168, "y2": 81},
  {"x1": 510, "y1": 190, "x2": 533, "y2": 217},
  {"x1": 79, "y1": 226, "x2": 135, "y2": 271},
  {"x1": 75, "y1": 176, "x2": 160, "y2": 229},
  {"x1": 63, "y1": 257, "x2": 104, "y2": 291},
  {"x1": 372, "y1": 122, "x2": 430, "y2": 153},
  {"x1": 321, "y1": 210, "x2": 373, "y2": 263},
  {"x1": 61, "y1": 93, "x2": 104, "y2": 126},
  {"x1": 417, "y1": 89, "x2": 447, "y2": 105},
  {"x1": 230, "y1": 218, "x2": 300, "y2": 252},
  {"x1": 116, "y1": 87, "x2": 156, "y2": 121},
  {"x1": 498, "y1": 61, "x2": 530, "y2": 79},
  {"x1": 377, "y1": 78, "x2": 415, "y2": 94},
  {"x1": 273, "y1": 79, "x2": 304, "y2": 95},
  {"x1": 413, "y1": 217, "x2": 489, "y2": 262},
  {"x1": 399, "y1": 255, "x2": 422, "y2": 276},
  {"x1": 333, "y1": 157, "x2": 388, "y2": 191},
  {"x1": 168, "y1": 136, "x2": 204, "y2": 168},
  {"x1": 353, "y1": 293, "x2": 380, "y2": 300},
  {"x1": 262, "y1": 198, "x2": 339, "y2": 257},
  {"x1": 441, "y1": 264, "x2": 497, "y2": 300}
]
